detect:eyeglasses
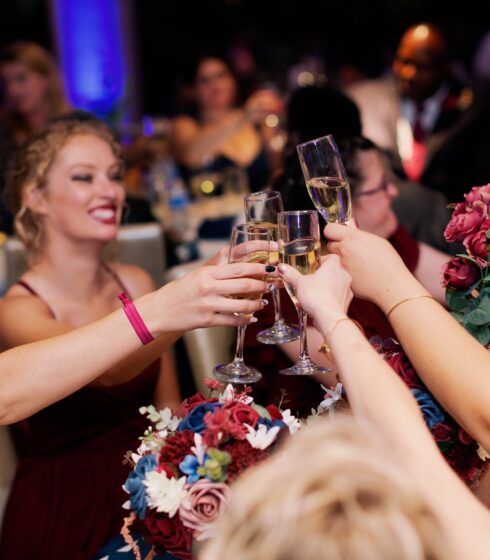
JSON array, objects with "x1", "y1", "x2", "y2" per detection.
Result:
[{"x1": 354, "y1": 178, "x2": 389, "y2": 198}]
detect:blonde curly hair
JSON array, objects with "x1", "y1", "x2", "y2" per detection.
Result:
[
  {"x1": 6, "y1": 118, "x2": 122, "y2": 256},
  {"x1": 201, "y1": 415, "x2": 448, "y2": 560}
]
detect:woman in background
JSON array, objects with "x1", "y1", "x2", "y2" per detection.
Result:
[{"x1": 171, "y1": 53, "x2": 283, "y2": 193}]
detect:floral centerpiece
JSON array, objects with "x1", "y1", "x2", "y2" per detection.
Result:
[
  {"x1": 442, "y1": 183, "x2": 490, "y2": 345},
  {"x1": 371, "y1": 336, "x2": 485, "y2": 484},
  {"x1": 121, "y1": 380, "x2": 311, "y2": 560}
]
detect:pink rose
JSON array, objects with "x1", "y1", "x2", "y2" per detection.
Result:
[
  {"x1": 463, "y1": 220, "x2": 490, "y2": 267},
  {"x1": 179, "y1": 479, "x2": 231, "y2": 540},
  {"x1": 444, "y1": 204, "x2": 486, "y2": 243},
  {"x1": 441, "y1": 257, "x2": 480, "y2": 289},
  {"x1": 465, "y1": 184, "x2": 490, "y2": 206}
]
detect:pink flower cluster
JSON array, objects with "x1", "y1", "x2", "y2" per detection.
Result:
[{"x1": 442, "y1": 184, "x2": 490, "y2": 288}]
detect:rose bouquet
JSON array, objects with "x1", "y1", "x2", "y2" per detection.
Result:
[
  {"x1": 371, "y1": 336, "x2": 485, "y2": 484},
  {"x1": 121, "y1": 380, "x2": 304, "y2": 559},
  {"x1": 442, "y1": 184, "x2": 490, "y2": 345}
]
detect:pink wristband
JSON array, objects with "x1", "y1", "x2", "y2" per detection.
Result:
[{"x1": 118, "y1": 292, "x2": 155, "y2": 345}]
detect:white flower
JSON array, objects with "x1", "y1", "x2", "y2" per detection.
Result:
[
  {"x1": 219, "y1": 383, "x2": 253, "y2": 405},
  {"x1": 143, "y1": 471, "x2": 189, "y2": 517},
  {"x1": 281, "y1": 409, "x2": 302, "y2": 434},
  {"x1": 318, "y1": 383, "x2": 343, "y2": 416},
  {"x1": 191, "y1": 433, "x2": 207, "y2": 465},
  {"x1": 140, "y1": 405, "x2": 180, "y2": 432},
  {"x1": 478, "y1": 443, "x2": 490, "y2": 461},
  {"x1": 244, "y1": 423, "x2": 280, "y2": 450}
]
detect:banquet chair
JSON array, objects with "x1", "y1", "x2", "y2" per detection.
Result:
[
  {"x1": 164, "y1": 261, "x2": 235, "y2": 393},
  {"x1": 2, "y1": 223, "x2": 167, "y2": 290}
]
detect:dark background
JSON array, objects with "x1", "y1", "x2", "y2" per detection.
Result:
[{"x1": 1, "y1": 0, "x2": 488, "y2": 116}]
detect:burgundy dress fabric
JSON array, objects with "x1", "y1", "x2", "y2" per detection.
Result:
[
  {"x1": 0, "y1": 364, "x2": 159, "y2": 560},
  {"x1": 247, "y1": 225, "x2": 420, "y2": 416},
  {"x1": 0, "y1": 267, "x2": 160, "y2": 559}
]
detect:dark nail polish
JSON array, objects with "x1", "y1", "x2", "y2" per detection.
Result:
[{"x1": 265, "y1": 265, "x2": 276, "y2": 272}]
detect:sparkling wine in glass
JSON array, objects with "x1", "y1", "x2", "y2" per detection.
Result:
[
  {"x1": 296, "y1": 134, "x2": 352, "y2": 224},
  {"x1": 244, "y1": 190, "x2": 299, "y2": 345},
  {"x1": 213, "y1": 223, "x2": 270, "y2": 384},
  {"x1": 277, "y1": 210, "x2": 330, "y2": 376}
]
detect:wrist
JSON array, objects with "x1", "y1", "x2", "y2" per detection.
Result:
[
  {"x1": 316, "y1": 310, "x2": 350, "y2": 340},
  {"x1": 131, "y1": 291, "x2": 163, "y2": 339},
  {"x1": 374, "y1": 275, "x2": 428, "y2": 316}
]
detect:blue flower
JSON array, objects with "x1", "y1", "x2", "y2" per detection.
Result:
[
  {"x1": 178, "y1": 402, "x2": 223, "y2": 433},
  {"x1": 257, "y1": 417, "x2": 286, "y2": 430},
  {"x1": 124, "y1": 454, "x2": 157, "y2": 520},
  {"x1": 411, "y1": 388, "x2": 445, "y2": 429},
  {"x1": 180, "y1": 454, "x2": 205, "y2": 483}
]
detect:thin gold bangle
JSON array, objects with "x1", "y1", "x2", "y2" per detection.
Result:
[
  {"x1": 318, "y1": 318, "x2": 364, "y2": 355},
  {"x1": 386, "y1": 295, "x2": 435, "y2": 320}
]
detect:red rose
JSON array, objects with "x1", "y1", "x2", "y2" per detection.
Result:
[
  {"x1": 223, "y1": 401, "x2": 260, "y2": 428},
  {"x1": 441, "y1": 257, "x2": 480, "y2": 289},
  {"x1": 444, "y1": 204, "x2": 486, "y2": 243},
  {"x1": 465, "y1": 184, "x2": 490, "y2": 206},
  {"x1": 463, "y1": 220, "x2": 490, "y2": 267},
  {"x1": 174, "y1": 394, "x2": 219, "y2": 417},
  {"x1": 203, "y1": 408, "x2": 247, "y2": 446},
  {"x1": 266, "y1": 404, "x2": 283, "y2": 421},
  {"x1": 431, "y1": 422, "x2": 454, "y2": 442},
  {"x1": 458, "y1": 428, "x2": 474, "y2": 445},
  {"x1": 387, "y1": 353, "x2": 423, "y2": 390},
  {"x1": 143, "y1": 510, "x2": 192, "y2": 560}
]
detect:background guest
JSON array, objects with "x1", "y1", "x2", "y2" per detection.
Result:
[
  {"x1": 0, "y1": 41, "x2": 70, "y2": 233},
  {"x1": 170, "y1": 53, "x2": 283, "y2": 194}
]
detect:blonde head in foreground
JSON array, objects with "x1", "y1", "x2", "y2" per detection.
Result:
[{"x1": 201, "y1": 416, "x2": 447, "y2": 560}]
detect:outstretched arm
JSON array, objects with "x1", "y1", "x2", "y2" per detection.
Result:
[
  {"x1": 325, "y1": 224, "x2": 490, "y2": 451},
  {"x1": 0, "y1": 263, "x2": 270, "y2": 423}
]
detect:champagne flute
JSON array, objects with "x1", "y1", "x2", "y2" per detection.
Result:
[
  {"x1": 296, "y1": 134, "x2": 352, "y2": 224},
  {"x1": 244, "y1": 190, "x2": 300, "y2": 345},
  {"x1": 277, "y1": 210, "x2": 330, "y2": 376},
  {"x1": 213, "y1": 224, "x2": 270, "y2": 384}
]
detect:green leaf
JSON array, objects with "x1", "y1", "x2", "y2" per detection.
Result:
[
  {"x1": 450, "y1": 311, "x2": 465, "y2": 323},
  {"x1": 252, "y1": 403, "x2": 271, "y2": 420},
  {"x1": 446, "y1": 288, "x2": 470, "y2": 312},
  {"x1": 464, "y1": 293, "x2": 490, "y2": 325},
  {"x1": 464, "y1": 323, "x2": 490, "y2": 345},
  {"x1": 455, "y1": 253, "x2": 481, "y2": 267},
  {"x1": 487, "y1": 229, "x2": 490, "y2": 240}
]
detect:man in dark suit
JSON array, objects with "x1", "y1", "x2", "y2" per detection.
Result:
[{"x1": 347, "y1": 23, "x2": 484, "y2": 202}]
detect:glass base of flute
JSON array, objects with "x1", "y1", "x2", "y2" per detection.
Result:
[
  {"x1": 256, "y1": 285, "x2": 299, "y2": 345},
  {"x1": 279, "y1": 306, "x2": 330, "y2": 376},
  {"x1": 213, "y1": 319, "x2": 262, "y2": 384}
]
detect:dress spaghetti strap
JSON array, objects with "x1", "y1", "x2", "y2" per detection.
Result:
[{"x1": 101, "y1": 262, "x2": 132, "y2": 297}]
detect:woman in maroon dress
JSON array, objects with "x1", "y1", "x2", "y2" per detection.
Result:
[{"x1": 0, "y1": 118, "x2": 182, "y2": 559}]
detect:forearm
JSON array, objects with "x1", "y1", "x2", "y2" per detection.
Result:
[
  {"x1": 386, "y1": 294, "x2": 490, "y2": 449},
  {"x1": 323, "y1": 318, "x2": 490, "y2": 558},
  {"x1": 0, "y1": 309, "x2": 142, "y2": 424}
]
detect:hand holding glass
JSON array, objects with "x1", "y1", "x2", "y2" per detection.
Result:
[
  {"x1": 244, "y1": 190, "x2": 299, "y2": 345},
  {"x1": 278, "y1": 210, "x2": 330, "y2": 375},
  {"x1": 213, "y1": 224, "x2": 270, "y2": 384},
  {"x1": 296, "y1": 134, "x2": 352, "y2": 224}
]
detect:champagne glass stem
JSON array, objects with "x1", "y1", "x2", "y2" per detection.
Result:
[
  {"x1": 271, "y1": 286, "x2": 283, "y2": 324},
  {"x1": 297, "y1": 308, "x2": 309, "y2": 360},
  {"x1": 231, "y1": 324, "x2": 247, "y2": 367}
]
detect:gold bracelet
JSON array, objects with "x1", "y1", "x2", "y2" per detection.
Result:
[
  {"x1": 318, "y1": 318, "x2": 364, "y2": 355},
  {"x1": 386, "y1": 295, "x2": 435, "y2": 320}
]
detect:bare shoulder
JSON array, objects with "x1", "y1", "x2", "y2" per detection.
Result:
[
  {"x1": 108, "y1": 262, "x2": 156, "y2": 298},
  {"x1": 0, "y1": 289, "x2": 62, "y2": 348}
]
